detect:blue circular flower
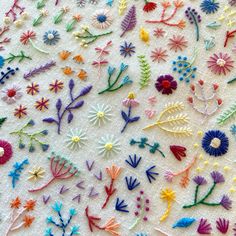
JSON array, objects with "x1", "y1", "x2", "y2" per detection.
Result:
[
  {"x1": 200, "y1": 0, "x2": 219, "y2": 14},
  {"x1": 0, "y1": 56, "x2": 5, "y2": 68},
  {"x1": 202, "y1": 130, "x2": 229, "y2": 157},
  {"x1": 43, "y1": 30, "x2": 60, "y2": 45}
]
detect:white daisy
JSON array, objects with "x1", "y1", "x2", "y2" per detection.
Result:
[
  {"x1": 92, "y1": 9, "x2": 113, "y2": 29},
  {"x1": 65, "y1": 129, "x2": 87, "y2": 150},
  {"x1": 97, "y1": 135, "x2": 121, "y2": 158},
  {"x1": 1, "y1": 84, "x2": 23, "y2": 104},
  {"x1": 88, "y1": 104, "x2": 112, "y2": 127}
]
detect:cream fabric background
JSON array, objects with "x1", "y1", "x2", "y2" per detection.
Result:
[{"x1": 0, "y1": 0, "x2": 235, "y2": 235}]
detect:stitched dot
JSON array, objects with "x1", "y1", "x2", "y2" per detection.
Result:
[
  {"x1": 216, "y1": 58, "x2": 226, "y2": 67},
  {"x1": 7, "y1": 89, "x2": 16, "y2": 97},
  {"x1": 161, "y1": 80, "x2": 171, "y2": 89},
  {"x1": 0, "y1": 147, "x2": 5, "y2": 157},
  {"x1": 105, "y1": 143, "x2": 113, "y2": 151},
  {"x1": 97, "y1": 14, "x2": 107, "y2": 23},
  {"x1": 210, "y1": 137, "x2": 221, "y2": 148},
  {"x1": 71, "y1": 136, "x2": 81, "y2": 143},
  {"x1": 97, "y1": 111, "x2": 105, "y2": 118}
]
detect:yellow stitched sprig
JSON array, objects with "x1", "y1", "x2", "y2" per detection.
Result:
[
  {"x1": 160, "y1": 188, "x2": 176, "y2": 222},
  {"x1": 118, "y1": 0, "x2": 127, "y2": 15},
  {"x1": 143, "y1": 102, "x2": 192, "y2": 136}
]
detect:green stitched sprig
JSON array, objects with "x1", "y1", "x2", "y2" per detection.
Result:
[
  {"x1": 10, "y1": 119, "x2": 49, "y2": 152},
  {"x1": 217, "y1": 102, "x2": 236, "y2": 125},
  {"x1": 130, "y1": 137, "x2": 165, "y2": 157},
  {"x1": 53, "y1": 7, "x2": 69, "y2": 24},
  {"x1": 36, "y1": 0, "x2": 46, "y2": 9},
  {"x1": 0, "y1": 117, "x2": 7, "y2": 128},
  {"x1": 138, "y1": 55, "x2": 151, "y2": 89},
  {"x1": 33, "y1": 9, "x2": 48, "y2": 26},
  {"x1": 4, "y1": 51, "x2": 32, "y2": 63}
]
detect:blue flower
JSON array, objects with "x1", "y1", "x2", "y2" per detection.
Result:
[
  {"x1": 0, "y1": 56, "x2": 5, "y2": 68},
  {"x1": 120, "y1": 63, "x2": 128, "y2": 72},
  {"x1": 121, "y1": 76, "x2": 132, "y2": 85},
  {"x1": 230, "y1": 124, "x2": 236, "y2": 135},
  {"x1": 200, "y1": 0, "x2": 219, "y2": 14},
  {"x1": 43, "y1": 30, "x2": 60, "y2": 45},
  {"x1": 29, "y1": 144, "x2": 35, "y2": 153},
  {"x1": 52, "y1": 202, "x2": 62, "y2": 212},
  {"x1": 71, "y1": 225, "x2": 80, "y2": 235},
  {"x1": 44, "y1": 228, "x2": 53, "y2": 236},
  {"x1": 41, "y1": 143, "x2": 49, "y2": 152},
  {"x1": 40, "y1": 130, "x2": 48, "y2": 135},
  {"x1": 108, "y1": 66, "x2": 115, "y2": 76},
  {"x1": 120, "y1": 42, "x2": 135, "y2": 58},
  {"x1": 69, "y1": 208, "x2": 77, "y2": 216},
  {"x1": 27, "y1": 119, "x2": 35, "y2": 126},
  {"x1": 46, "y1": 216, "x2": 53, "y2": 223},
  {"x1": 202, "y1": 130, "x2": 229, "y2": 157}
]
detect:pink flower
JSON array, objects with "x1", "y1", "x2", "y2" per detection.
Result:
[
  {"x1": 197, "y1": 218, "x2": 212, "y2": 234},
  {"x1": 164, "y1": 171, "x2": 174, "y2": 182},
  {"x1": 1, "y1": 84, "x2": 23, "y2": 104},
  {"x1": 0, "y1": 140, "x2": 13, "y2": 165},
  {"x1": 216, "y1": 218, "x2": 229, "y2": 234},
  {"x1": 122, "y1": 92, "x2": 139, "y2": 107},
  {"x1": 207, "y1": 53, "x2": 234, "y2": 75}
]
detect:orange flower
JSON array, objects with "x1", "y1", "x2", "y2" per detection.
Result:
[
  {"x1": 24, "y1": 199, "x2": 36, "y2": 211},
  {"x1": 10, "y1": 197, "x2": 21, "y2": 209},
  {"x1": 73, "y1": 54, "x2": 84, "y2": 63},
  {"x1": 174, "y1": 0, "x2": 184, "y2": 8},
  {"x1": 59, "y1": 50, "x2": 71, "y2": 60},
  {"x1": 77, "y1": 69, "x2": 87, "y2": 80},
  {"x1": 62, "y1": 66, "x2": 73, "y2": 75},
  {"x1": 73, "y1": 14, "x2": 82, "y2": 22},
  {"x1": 177, "y1": 19, "x2": 186, "y2": 29},
  {"x1": 23, "y1": 215, "x2": 35, "y2": 227},
  {"x1": 161, "y1": 1, "x2": 171, "y2": 8},
  {"x1": 103, "y1": 217, "x2": 120, "y2": 236},
  {"x1": 106, "y1": 165, "x2": 122, "y2": 180}
]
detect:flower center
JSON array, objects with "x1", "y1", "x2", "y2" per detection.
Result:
[
  {"x1": 210, "y1": 137, "x2": 221, "y2": 148},
  {"x1": 97, "y1": 111, "x2": 105, "y2": 118},
  {"x1": 71, "y1": 136, "x2": 81, "y2": 143},
  {"x1": 97, "y1": 14, "x2": 107, "y2": 23},
  {"x1": 0, "y1": 147, "x2": 4, "y2": 157},
  {"x1": 216, "y1": 58, "x2": 226, "y2": 67},
  {"x1": 105, "y1": 143, "x2": 113, "y2": 151},
  {"x1": 128, "y1": 92, "x2": 135, "y2": 99},
  {"x1": 7, "y1": 89, "x2": 16, "y2": 97},
  {"x1": 47, "y1": 33, "x2": 55, "y2": 40},
  {"x1": 161, "y1": 80, "x2": 171, "y2": 88}
]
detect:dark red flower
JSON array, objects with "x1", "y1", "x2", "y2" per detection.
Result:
[
  {"x1": 155, "y1": 74, "x2": 177, "y2": 95},
  {"x1": 170, "y1": 145, "x2": 186, "y2": 161},
  {"x1": 0, "y1": 140, "x2": 13, "y2": 165},
  {"x1": 143, "y1": 1, "x2": 157, "y2": 12}
]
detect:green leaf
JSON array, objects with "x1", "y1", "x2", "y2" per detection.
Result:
[
  {"x1": 0, "y1": 117, "x2": 7, "y2": 128},
  {"x1": 217, "y1": 102, "x2": 236, "y2": 125},
  {"x1": 37, "y1": 0, "x2": 46, "y2": 9},
  {"x1": 138, "y1": 55, "x2": 151, "y2": 89}
]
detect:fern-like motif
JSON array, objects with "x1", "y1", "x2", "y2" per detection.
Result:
[
  {"x1": 138, "y1": 55, "x2": 151, "y2": 89},
  {"x1": 143, "y1": 102, "x2": 192, "y2": 136},
  {"x1": 217, "y1": 102, "x2": 236, "y2": 125},
  {"x1": 118, "y1": 0, "x2": 127, "y2": 15}
]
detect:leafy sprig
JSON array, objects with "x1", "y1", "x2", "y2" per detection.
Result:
[
  {"x1": 138, "y1": 55, "x2": 151, "y2": 89},
  {"x1": 4, "y1": 51, "x2": 32, "y2": 63},
  {"x1": 217, "y1": 102, "x2": 236, "y2": 125}
]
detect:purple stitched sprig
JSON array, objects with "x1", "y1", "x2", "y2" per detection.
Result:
[
  {"x1": 5, "y1": 0, "x2": 25, "y2": 22},
  {"x1": 43, "y1": 79, "x2": 92, "y2": 134},
  {"x1": 23, "y1": 61, "x2": 56, "y2": 80}
]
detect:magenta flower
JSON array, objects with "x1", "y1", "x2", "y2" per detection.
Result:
[
  {"x1": 0, "y1": 140, "x2": 13, "y2": 165},
  {"x1": 193, "y1": 176, "x2": 207, "y2": 185},
  {"x1": 164, "y1": 171, "x2": 174, "y2": 182},
  {"x1": 220, "y1": 195, "x2": 232, "y2": 210},
  {"x1": 155, "y1": 74, "x2": 177, "y2": 95},
  {"x1": 216, "y1": 218, "x2": 229, "y2": 234},
  {"x1": 211, "y1": 171, "x2": 225, "y2": 184},
  {"x1": 197, "y1": 218, "x2": 212, "y2": 234}
]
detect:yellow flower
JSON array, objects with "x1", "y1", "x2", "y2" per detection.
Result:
[
  {"x1": 160, "y1": 188, "x2": 176, "y2": 202},
  {"x1": 28, "y1": 166, "x2": 45, "y2": 181},
  {"x1": 139, "y1": 27, "x2": 149, "y2": 44}
]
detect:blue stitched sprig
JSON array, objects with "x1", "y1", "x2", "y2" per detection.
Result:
[
  {"x1": 115, "y1": 198, "x2": 129, "y2": 213},
  {"x1": 45, "y1": 202, "x2": 80, "y2": 236},
  {"x1": 0, "y1": 67, "x2": 19, "y2": 85},
  {"x1": 125, "y1": 154, "x2": 142, "y2": 168},
  {"x1": 125, "y1": 176, "x2": 140, "y2": 191},
  {"x1": 130, "y1": 137, "x2": 165, "y2": 157},
  {"x1": 8, "y1": 159, "x2": 29, "y2": 188},
  {"x1": 10, "y1": 119, "x2": 49, "y2": 152},
  {"x1": 146, "y1": 165, "x2": 159, "y2": 183},
  {"x1": 98, "y1": 63, "x2": 132, "y2": 94},
  {"x1": 43, "y1": 79, "x2": 92, "y2": 134}
]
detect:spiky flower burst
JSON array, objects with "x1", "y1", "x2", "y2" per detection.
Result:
[
  {"x1": 28, "y1": 166, "x2": 45, "y2": 181},
  {"x1": 151, "y1": 48, "x2": 168, "y2": 63},
  {"x1": 65, "y1": 129, "x2": 87, "y2": 150},
  {"x1": 88, "y1": 104, "x2": 112, "y2": 127},
  {"x1": 168, "y1": 35, "x2": 187, "y2": 52},
  {"x1": 43, "y1": 30, "x2": 60, "y2": 45},
  {"x1": 92, "y1": 9, "x2": 113, "y2": 29},
  {"x1": 200, "y1": 0, "x2": 219, "y2": 14},
  {"x1": 97, "y1": 135, "x2": 120, "y2": 158}
]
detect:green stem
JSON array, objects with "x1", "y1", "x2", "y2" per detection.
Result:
[
  {"x1": 5, "y1": 51, "x2": 32, "y2": 63},
  {"x1": 201, "y1": 202, "x2": 220, "y2": 206},
  {"x1": 77, "y1": 31, "x2": 113, "y2": 45},
  {"x1": 227, "y1": 77, "x2": 236, "y2": 84},
  {"x1": 66, "y1": 20, "x2": 76, "y2": 32},
  {"x1": 194, "y1": 185, "x2": 199, "y2": 204},
  {"x1": 29, "y1": 38, "x2": 49, "y2": 54}
]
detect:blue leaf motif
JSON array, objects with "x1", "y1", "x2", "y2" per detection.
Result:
[
  {"x1": 172, "y1": 217, "x2": 196, "y2": 228},
  {"x1": 67, "y1": 112, "x2": 73, "y2": 123},
  {"x1": 129, "y1": 116, "x2": 140, "y2": 123},
  {"x1": 121, "y1": 111, "x2": 129, "y2": 121}
]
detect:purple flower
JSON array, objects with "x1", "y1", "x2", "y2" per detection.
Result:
[
  {"x1": 210, "y1": 171, "x2": 224, "y2": 184},
  {"x1": 216, "y1": 218, "x2": 229, "y2": 234},
  {"x1": 220, "y1": 195, "x2": 232, "y2": 210},
  {"x1": 197, "y1": 218, "x2": 212, "y2": 234},
  {"x1": 193, "y1": 176, "x2": 207, "y2": 185}
]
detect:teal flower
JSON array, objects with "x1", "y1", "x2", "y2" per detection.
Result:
[
  {"x1": 71, "y1": 225, "x2": 80, "y2": 235},
  {"x1": 46, "y1": 216, "x2": 53, "y2": 223},
  {"x1": 120, "y1": 63, "x2": 128, "y2": 72},
  {"x1": 0, "y1": 56, "x2": 5, "y2": 68},
  {"x1": 108, "y1": 66, "x2": 115, "y2": 76},
  {"x1": 52, "y1": 202, "x2": 62, "y2": 212},
  {"x1": 44, "y1": 228, "x2": 53, "y2": 236},
  {"x1": 121, "y1": 76, "x2": 133, "y2": 85},
  {"x1": 69, "y1": 208, "x2": 77, "y2": 216}
]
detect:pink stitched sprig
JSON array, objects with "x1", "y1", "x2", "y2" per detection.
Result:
[
  {"x1": 28, "y1": 152, "x2": 79, "y2": 193},
  {"x1": 101, "y1": 165, "x2": 122, "y2": 209},
  {"x1": 224, "y1": 30, "x2": 236, "y2": 47},
  {"x1": 164, "y1": 156, "x2": 196, "y2": 188},
  {"x1": 92, "y1": 41, "x2": 112, "y2": 79},
  {"x1": 0, "y1": 26, "x2": 10, "y2": 51},
  {"x1": 5, "y1": 0, "x2": 25, "y2": 22}
]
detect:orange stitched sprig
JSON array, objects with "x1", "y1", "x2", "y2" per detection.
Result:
[
  {"x1": 102, "y1": 165, "x2": 122, "y2": 209},
  {"x1": 85, "y1": 206, "x2": 120, "y2": 236},
  {"x1": 5, "y1": 197, "x2": 36, "y2": 236},
  {"x1": 164, "y1": 157, "x2": 197, "y2": 188},
  {"x1": 146, "y1": 0, "x2": 185, "y2": 29}
]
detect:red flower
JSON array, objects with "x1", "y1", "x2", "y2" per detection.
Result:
[
  {"x1": 155, "y1": 74, "x2": 177, "y2": 95},
  {"x1": 170, "y1": 145, "x2": 186, "y2": 161},
  {"x1": 153, "y1": 28, "x2": 165, "y2": 38},
  {"x1": 0, "y1": 140, "x2": 12, "y2": 165},
  {"x1": 35, "y1": 97, "x2": 49, "y2": 111},
  {"x1": 151, "y1": 48, "x2": 168, "y2": 62},
  {"x1": 207, "y1": 53, "x2": 234, "y2": 75},
  {"x1": 14, "y1": 105, "x2": 27, "y2": 118},
  {"x1": 20, "y1": 30, "x2": 36, "y2": 45},
  {"x1": 26, "y1": 83, "x2": 40, "y2": 96},
  {"x1": 49, "y1": 80, "x2": 64, "y2": 93},
  {"x1": 143, "y1": 1, "x2": 157, "y2": 12}
]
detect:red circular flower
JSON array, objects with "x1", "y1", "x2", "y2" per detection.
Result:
[
  {"x1": 0, "y1": 140, "x2": 13, "y2": 165},
  {"x1": 143, "y1": 1, "x2": 157, "y2": 12},
  {"x1": 155, "y1": 74, "x2": 177, "y2": 95}
]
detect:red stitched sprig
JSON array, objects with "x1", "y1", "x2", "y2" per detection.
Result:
[
  {"x1": 5, "y1": 0, "x2": 25, "y2": 22},
  {"x1": 101, "y1": 165, "x2": 122, "y2": 209},
  {"x1": 224, "y1": 30, "x2": 236, "y2": 47},
  {"x1": 0, "y1": 26, "x2": 10, "y2": 51}
]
